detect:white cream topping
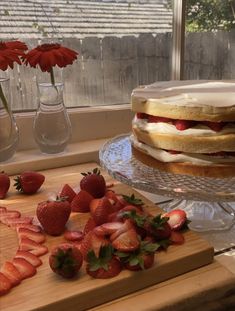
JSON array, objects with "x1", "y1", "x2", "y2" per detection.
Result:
[
  {"x1": 130, "y1": 135, "x2": 235, "y2": 165},
  {"x1": 132, "y1": 80, "x2": 235, "y2": 108},
  {"x1": 132, "y1": 117, "x2": 235, "y2": 137}
]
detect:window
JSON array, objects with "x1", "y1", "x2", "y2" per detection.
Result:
[{"x1": 0, "y1": 0, "x2": 173, "y2": 112}]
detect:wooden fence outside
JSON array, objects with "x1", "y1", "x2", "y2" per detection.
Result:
[{"x1": 3, "y1": 30, "x2": 235, "y2": 111}]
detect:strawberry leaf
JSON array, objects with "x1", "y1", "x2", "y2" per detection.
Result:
[
  {"x1": 151, "y1": 214, "x2": 169, "y2": 230},
  {"x1": 122, "y1": 194, "x2": 143, "y2": 206},
  {"x1": 120, "y1": 210, "x2": 146, "y2": 227}
]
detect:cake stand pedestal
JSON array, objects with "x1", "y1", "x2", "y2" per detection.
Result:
[{"x1": 99, "y1": 135, "x2": 235, "y2": 232}]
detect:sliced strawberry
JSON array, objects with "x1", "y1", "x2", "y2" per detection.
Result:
[
  {"x1": 80, "y1": 231, "x2": 109, "y2": 260},
  {"x1": 86, "y1": 245, "x2": 122, "y2": 279},
  {"x1": 12, "y1": 258, "x2": 36, "y2": 279},
  {"x1": 59, "y1": 184, "x2": 76, "y2": 203},
  {"x1": 5, "y1": 216, "x2": 33, "y2": 227},
  {"x1": 148, "y1": 115, "x2": 172, "y2": 123},
  {"x1": 168, "y1": 150, "x2": 182, "y2": 154},
  {"x1": 13, "y1": 224, "x2": 42, "y2": 233},
  {"x1": 0, "y1": 272, "x2": 12, "y2": 296},
  {"x1": 0, "y1": 210, "x2": 21, "y2": 223},
  {"x1": 110, "y1": 219, "x2": 134, "y2": 241},
  {"x1": 64, "y1": 230, "x2": 84, "y2": 242},
  {"x1": 15, "y1": 251, "x2": 42, "y2": 267},
  {"x1": 83, "y1": 217, "x2": 97, "y2": 235},
  {"x1": 111, "y1": 223, "x2": 140, "y2": 253},
  {"x1": 203, "y1": 121, "x2": 225, "y2": 132},
  {"x1": 107, "y1": 212, "x2": 120, "y2": 223},
  {"x1": 170, "y1": 231, "x2": 185, "y2": 244},
  {"x1": 0, "y1": 172, "x2": 10, "y2": 199},
  {"x1": 136, "y1": 112, "x2": 148, "y2": 119},
  {"x1": 17, "y1": 228, "x2": 46, "y2": 244},
  {"x1": 19, "y1": 237, "x2": 48, "y2": 256},
  {"x1": 71, "y1": 190, "x2": 93, "y2": 213},
  {"x1": 0, "y1": 206, "x2": 7, "y2": 213},
  {"x1": 173, "y1": 119, "x2": 195, "y2": 131},
  {"x1": 163, "y1": 209, "x2": 187, "y2": 231},
  {"x1": 90, "y1": 197, "x2": 114, "y2": 225},
  {"x1": 94, "y1": 222, "x2": 124, "y2": 237},
  {"x1": 0, "y1": 261, "x2": 22, "y2": 286}
]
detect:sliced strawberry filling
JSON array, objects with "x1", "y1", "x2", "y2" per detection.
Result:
[{"x1": 136, "y1": 113, "x2": 232, "y2": 132}]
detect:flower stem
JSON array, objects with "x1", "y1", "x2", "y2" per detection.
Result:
[
  {"x1": 0, "y1": 83, "x2": 9, "y2": 114},
  {"x1": 50, "y1": 68, "x2": 55, "y2": 86}
]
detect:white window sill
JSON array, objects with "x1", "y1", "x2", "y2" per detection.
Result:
[{"x1": 0, "y1": 138, "x2": 113, "y2": 175}]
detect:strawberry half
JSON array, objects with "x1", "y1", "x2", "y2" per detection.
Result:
[
  {"x1": 86, "y1": 245, "x2": 122, "y2": 279},
  {"x1": 90, "y1": 197, "x2": 114, "y2": 225},
  {"x1": 80, "y1": 168, "x2": 106, "y2": 198},
  {"x1": 170, "y1": 231, "x2": 185, "y2": 244},
  {"x1": 163, "y1": 209, "x2": 187, "y2": 231},
  {"x1": 71, "y1": 190, "x2": 93, "y2": 213},
  {"x1": 83, "y1": 217, "x2": 97, "y2": 235},
  {"x1": 0, "y1": 172, "x2": 10, "y2": 199},
  {"x1": 59, "y1": 184, "x2": 76, "y2": 203},
  {"x1": 80, "y1": 231, "x2": 109, "y2": 260},
  {"x1": 14, "y1": 171, "x2": 45, "y2": 194}
]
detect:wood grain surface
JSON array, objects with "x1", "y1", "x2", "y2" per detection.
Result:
[{"x1": 0, "y1": 163, "x2": 214, "y2": 311}]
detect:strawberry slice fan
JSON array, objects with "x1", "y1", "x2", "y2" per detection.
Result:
[{"x1": 99, "y1": 134, "x2": 235, "y2": 232}]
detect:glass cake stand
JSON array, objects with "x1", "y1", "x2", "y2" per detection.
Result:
[{"x1": 99, "y1": 134, "x2": 235, "y2": 232}]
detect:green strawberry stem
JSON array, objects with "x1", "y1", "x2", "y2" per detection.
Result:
[{"x1": 0, "y1": 83, "x2": 9, "y2": 114}]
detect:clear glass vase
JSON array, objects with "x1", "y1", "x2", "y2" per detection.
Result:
[
  {"x1": 33, "y1": 82, "x2": 72, "y2": 154},
  {"x1": 0, "y1": 76, "x2": 19, "y2": 162}
]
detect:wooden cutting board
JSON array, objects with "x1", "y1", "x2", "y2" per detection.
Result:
[{"x1": 0, "y1": 163, "x2": 214, "y2": 311}]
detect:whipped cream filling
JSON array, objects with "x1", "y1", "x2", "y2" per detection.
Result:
[
  {"x1": 132, "y1": 117, "x2": 235, "y2": 136},
  {"x1": 130, "y1": 135, "x2": 235, "y2": 165},
  {"x1": 132, "y1": 80, "x2": 235, "y2": 108}
]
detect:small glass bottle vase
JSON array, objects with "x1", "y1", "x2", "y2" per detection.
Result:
[
  {"x1": 33, "y1": 82, "x2": 72, "y2": 154},
  {"x1": 0, "y1": 76, "x2": 19, "y2": 162}
]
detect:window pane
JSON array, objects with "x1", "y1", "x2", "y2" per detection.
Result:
[
  {"x1": 0, "y1": 0, "x2": 173, "y2": 111},
  {"x1": 184, "y1": 0, "x2": 235, "y2": 80}
]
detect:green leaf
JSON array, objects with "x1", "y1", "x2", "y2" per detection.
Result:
[
  {"x1": 142, "y1": 242, "x2": 160, "y2": 253},
  {"x1": 115, "y1": 251, "x2": 130, "y2": 258},
  {"x1": 129, "y1": 257, "x2": 139, "y2": 266},
  {"x1": 151, "y1": 214, "x2": 169, "y2": 230},
  {"x1": 122, "y1": 194, "x2": 143, "y2": 206}
]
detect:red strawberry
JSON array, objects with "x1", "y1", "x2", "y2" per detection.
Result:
[
  {"x1": 14, "y1": 171, "x2": 45, "y2": 194},
  {"x1": 94, "y1": 222, "x2": 124, "y2": 237},
  {"x1": 0, "y1": 272, "x2": 12, "y2": 296},
  {"x1": 136, "y1": 112, "x2": 148, "y2": 119},
  {"x1": 71, "y1": 190, "x2": 93, "y2": 213},
  {"x1": 163, "y1": 209, "x2": 187, "y2": 231},
  {"x1": 148, "y1": 115, "x2": 172, "y2": 123},
  {"x1": 0, "y1": 210, "x2": 21, "y2": 224},
  {"x1": 12, "y1": 258, "x2": 36, "y2": 279},
  {"x1": 59, "y1": 184, "x2": 76, "y2": 203},
  {"x1": 4, "y1": 216, "x2": 33, "y2": 227},
  {"x1": 111, "y1": 224, "x2": 140, "y2": 253},
  {"x1": 49, "y1": 243, "x2": 83, "y2": 278},
  {"x1": 36, "y1": 197, "x2": 71, "y2": 236},
  {"x1": 173, "y1": 119, "x2": 195, "y2": 131},
  {"x1": 80, "y1": 168, "x2": 106, "y2": 198},
  {"x1": 170, "y1": 231, "x2": 185, "y2": 244},
  {"x1": 0, "y1": 261, "x2": 22, "y2": 286},
  {"x1": 144, "y1": 214, "x2": 172, "y2": 240},
  {"x1": 80, "y1": 231, "x2": 109, "y2": 260},
  {"x1": 64, "y1": 230, "x2": 84, "y2": 242},
  {"x1": 19, "y1": 237, "x2": 48, "y2": 256},
  {"x1": 90, "y1": 197, "x2": 114, "y2": 225},
  {"x1": 17, "y1": 228, "x2": 46, "y2": 244},
  {"x1": 0, "y1": 206, "x2": 7, "y2": 212},
  {"x1": 203, "y1": 121, "x2": 225, "y2": 132},
  {"x1": 13, "y1": 224, "x2": 42, "y2": 233},
  {"x1": 83, "y1": 217, "x2": 97, "y2": 235},
  {"x1": 117, "y1": 241, "x2": 159, "y2": 271},
  {"x1": 15, "y1": 251, "x2": 42, "y2": 267},
  {"x1": 86, "y1": 245, "x2": 121, "y2": 279},
  {"x1": 0, "y1": 172, "x2": 10, "y2": 199}
]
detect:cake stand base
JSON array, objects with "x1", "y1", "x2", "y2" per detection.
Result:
[{"x1": 162, "y1": 200, "x2": 235, "y2": 232}]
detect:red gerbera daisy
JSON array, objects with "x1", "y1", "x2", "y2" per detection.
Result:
[
  {"x1": 24, "y1": 43, "x2": 78, "y2": 72},
  {"x1": 0, "y1": 40, "x2": 28, "y2": 71}
]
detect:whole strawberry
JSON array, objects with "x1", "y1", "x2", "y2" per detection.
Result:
[
  {"x1": 0, "y1": 172, "x2": 10, "y2": 199},
  {"x1": 80, "y1": 168, "x2": 106, "y2": 198},
  {"x1": 36, "y1": 197, "x2": 71, "y2": 236},
  {"x1": 14, "y1": 171, "x2": 45, "y2": 194},
  {"x1": 49, "y1": 243, "x2": 83, "y2": 278}
]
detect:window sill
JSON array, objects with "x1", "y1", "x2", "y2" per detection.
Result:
[{"x1": 1, "y1": 138, "x2": 113, "y2": 175}]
